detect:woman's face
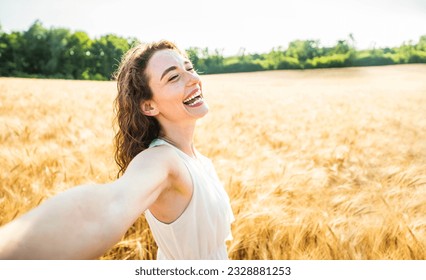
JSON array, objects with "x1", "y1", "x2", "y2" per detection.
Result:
[{"x1": 145, "y1": 49, "x2": 208, "y2": 124}]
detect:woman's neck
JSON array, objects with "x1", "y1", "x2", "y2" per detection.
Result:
[{"x1": 159, "y1": 123, "x2": 197, "y2": 158}]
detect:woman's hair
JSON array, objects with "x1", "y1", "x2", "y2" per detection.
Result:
[{"x1": 113, "y1": 40, "x2": 186, "y2": 177}]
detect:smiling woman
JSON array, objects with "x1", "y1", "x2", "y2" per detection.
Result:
[{"x1": 0, "y1": 40, "x2": 234, "y2": 260}]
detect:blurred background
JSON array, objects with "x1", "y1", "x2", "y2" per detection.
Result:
[{"x1": 0, "y1": 0, "x2": 425, "y2": 79}]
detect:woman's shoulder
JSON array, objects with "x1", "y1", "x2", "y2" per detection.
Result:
[
  {"x1": 129, "y1": 143, "x2": 186, "y2": 179},
  {"x1": 133, "y1": 142, "x2": 180, "y2": 165}
]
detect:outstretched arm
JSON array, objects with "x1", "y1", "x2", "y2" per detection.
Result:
[{"x1": 0, "y1": 146, "x2": 174, "y2": 259}]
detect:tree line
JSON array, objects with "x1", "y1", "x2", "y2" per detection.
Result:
[{"x1": 1, "y1": 20, "x2": 425, "y2": 80}]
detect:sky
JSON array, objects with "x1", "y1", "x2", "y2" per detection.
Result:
[{"x1": 0, "y1": 0, "x2": 425, "y2": 56}]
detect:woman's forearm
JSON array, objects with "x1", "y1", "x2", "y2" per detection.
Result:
[
  {"x1": 0, "y1": 183, "x2": 133, "y2": 259},
  {"x1": 0, "y1": 148, "x2": 171, "y2": 260}
]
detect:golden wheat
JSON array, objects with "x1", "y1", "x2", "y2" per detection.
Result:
[{"x1": 1, "y1": 64, "x2": 425, "y2": 259}]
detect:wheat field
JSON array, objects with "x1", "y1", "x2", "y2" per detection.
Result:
[{"x1": 0, "y1": 64, "x2": 425, "y2": 259}]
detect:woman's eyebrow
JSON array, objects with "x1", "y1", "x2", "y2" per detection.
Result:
[{"x1": 160, "y1": 66, "x2": 177, "y2": 81}]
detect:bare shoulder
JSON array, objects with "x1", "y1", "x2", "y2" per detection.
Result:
[
  {"x1": 123, "y1": 145, "x2": 182, "y2": 179},
  {"x1": 111, "y1": 145, "x2": 185, "y2": 207}
]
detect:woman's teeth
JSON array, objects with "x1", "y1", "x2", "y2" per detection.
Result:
[
  {"x1": 186, "y1": 96, "x2": 203, "y2": 106},
  {"x1": 183, "y1": 93, "x2": 203, "y2": 105}
]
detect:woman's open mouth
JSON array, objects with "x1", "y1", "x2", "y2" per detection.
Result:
[{"x1": 183, "y1": 91, "x2": 204, "y2": 107}]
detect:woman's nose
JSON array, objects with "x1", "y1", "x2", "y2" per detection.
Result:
[{"x1": 186, "y1": 71, "x2": 201, "y2": 85}]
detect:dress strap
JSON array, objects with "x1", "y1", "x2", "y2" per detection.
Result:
[
  {"x1": 149, "y1": 138, "x2": 199, "y2": 160},
  {"x1": 149, "y1": 138, "x2": 169, "y2": 148}
]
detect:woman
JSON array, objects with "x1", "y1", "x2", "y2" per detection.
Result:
[{"x1": 0, "y1": 40, "x2": 234, "y2": 260}]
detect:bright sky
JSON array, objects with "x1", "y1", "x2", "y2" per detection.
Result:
[{"x1": 1, "y1": 0, "x2": 425, "y2": 56}]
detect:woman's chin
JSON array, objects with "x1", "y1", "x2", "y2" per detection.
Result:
[{"x1": 184, "y1": 102, "x2": 209, "y2": 118}]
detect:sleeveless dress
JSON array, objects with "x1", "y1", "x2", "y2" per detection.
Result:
[{"x1": 144, "y1": 138, "x2": 234, "y2": 260}]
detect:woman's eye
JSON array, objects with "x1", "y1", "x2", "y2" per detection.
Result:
[
  {"x1": 168, "y1": 75, "x2": 178, "y2": 81},
  {"x1": 186, "y1": 67, "x2": 194, "y2": 71}
]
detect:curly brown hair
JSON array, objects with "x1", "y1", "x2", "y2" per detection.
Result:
[{"x1": 113, "y1": 40, "x2": 187, "y2": 177}]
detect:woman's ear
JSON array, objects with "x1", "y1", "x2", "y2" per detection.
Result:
[{"x1": 141, "y1": 100, "x2": 159, "y2": 116}]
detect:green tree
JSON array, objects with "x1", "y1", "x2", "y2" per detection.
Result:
[
  {"x1": 0, "y1": 31, "x2": 28, "y2": 76},
  {"x1": 285, "y1": 40, "x2": 320, "y2": 63},
  {"x1": 44, "y1": 28, "x2": 72, "y2": 77},
  {"x1": 416, "y1": 35, "x2": 426, "y2": 51},
  {"x1": 333, "y1": 40, "x2": 350, "y2": 54},
  {"x1": 66, "y1": 31, "x2": 92, "y2": 79},
  {"x1": 0, "y1": 28, "x2": 15, "y2": 75},
  {"x1": 203, "y1": 48, "x2": 224, "y2": 74},
  {"x1": 90, "y1": 34, "x2": 137, "y2": 80},
  {"x1": 189, "y1": 47, "x2": 225, "y2": 74},
  {"x1": 22, "y1": 20, "x2": 49, "y2": 74},
  {"x1": 186, "y1": 47, "x2": 204, "y2": 72}
]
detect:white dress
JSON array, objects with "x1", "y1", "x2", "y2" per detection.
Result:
[{"x1": 144, "y1": 138, "x2": 234, "y2": 260}]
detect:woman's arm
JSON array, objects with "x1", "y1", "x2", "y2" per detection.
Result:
[{"x1": 0, "y1": 146, "x2": 175, "y2": 259}]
